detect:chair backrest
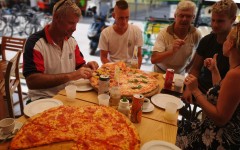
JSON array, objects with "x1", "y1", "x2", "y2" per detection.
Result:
[
  {"x1": 1, "y1": 36, "x2": 26, "y2": 63},
  {"x1": 4, "y1": 51, "x2": 24, "y2": 118}
]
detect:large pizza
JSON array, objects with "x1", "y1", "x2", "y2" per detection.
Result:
[
  {"x1": 90, "y1": 62, "x2": 159, "y2": 97},
  {"x1": 10, "y1": 105, "x2": 140, "y2": 150}
]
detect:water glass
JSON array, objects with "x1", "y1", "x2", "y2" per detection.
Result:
[
  {"x1": 164, "y1": 102, "x2": 177, "y2": 121},
  {"x1": 65, "y1": 85, "x2": 77, "y2": 101},
  {"x1": 98, "y1": 94, "x2": 110, "y2": 106},
  {"x1": 174, "y1": 78, "x2": 184, "y2": 93}
]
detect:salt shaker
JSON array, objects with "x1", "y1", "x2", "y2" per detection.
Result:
[{"x1": 118, "y1": 98, "x2": 130, "y2": 117}]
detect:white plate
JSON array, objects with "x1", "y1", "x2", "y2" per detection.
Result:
[
  {"x1": 76, "y1": 84, "x2": 93, "y2": 92},
  {"x1": 24, "y1": 98, "x2": 63, "y2": 117},
  {"x1": 72, "y1": 78, "x2": 90, "y2": 85},
  {"x1": 163, "y1": 74, "x2": 185, "y2": 82},
  {"x1": 0, "y1": 121, "x2": 23, "y2": 140},
  {"x1": 142, "y1": 103, "x2": 154, "y2": 113},
  {"x1": 141, "y1": 140, "x2": 181, "y2": 150},
  {"x1": 151, "y1": 94, "x2": 184, "y2": 109}
]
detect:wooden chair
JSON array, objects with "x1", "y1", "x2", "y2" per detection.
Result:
[
  {"x1": 1, "y1": 36, "x2": 28, "y2": 99},
  {"x1": 0, "y1": 51, "x2": 24, "y2": 118},
  {"x1": 1, "y1": 36, "x2": 26, "y2": 62}
]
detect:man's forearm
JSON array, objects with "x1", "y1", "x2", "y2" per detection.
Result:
[
  {"x1": 26, "y1": 73, "x2": 73, "y2": 89},
  {"x1": 151, "y1": 51, "x2": 173, "y2": 64}
]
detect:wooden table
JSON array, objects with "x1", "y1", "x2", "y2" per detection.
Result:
[{"x1": 0, "y1": 73, "x2": 180, "y2": 149}]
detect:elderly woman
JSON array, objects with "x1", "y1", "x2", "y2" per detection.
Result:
[{"x1": 176, "y1": 24, "x2": 240, "y2": 149}]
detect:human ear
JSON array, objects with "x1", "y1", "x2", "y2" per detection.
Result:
[{"x1": 229, "y1": 40, "x2": 235, "y2": 51}]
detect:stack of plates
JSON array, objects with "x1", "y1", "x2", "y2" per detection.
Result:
[
  {"x1": 151, "y1": 94, "x2": 184, "y2": 109},
  {"x1": 71, "y1": 78, "x2": 93, "y2": 91},
  {"x1": 141, "y1": 140, "x2": 181, "y2": 150},
  {"x1": 24, "y1": 98, "x2": 63, "y2": 117}
]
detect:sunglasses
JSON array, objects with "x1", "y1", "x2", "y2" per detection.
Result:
[{"x1": 55, "y1": 0, "x2": 67, "y2": 12}]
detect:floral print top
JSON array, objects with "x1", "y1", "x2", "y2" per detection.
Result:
[{"x1": 176, "y1": 84, "x2": 240, "y2": 150}]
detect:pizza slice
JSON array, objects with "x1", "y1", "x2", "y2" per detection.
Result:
[
  {"x1": 10, "y1": 122, "x2": 76, "y2": 149},
  {"x1": 31, "y1": 106, "x2": 77, "y2": 132}
]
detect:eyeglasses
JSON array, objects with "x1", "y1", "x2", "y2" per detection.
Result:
[{"x1": 177, "y1": 14, "x2": 194, "y2": 19}]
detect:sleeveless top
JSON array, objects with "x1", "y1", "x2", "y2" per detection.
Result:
[{"x1": 176, "y1": 84, "x2": 240, "y2": 149}]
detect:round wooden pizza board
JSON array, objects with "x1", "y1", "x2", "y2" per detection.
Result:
[{"x1": 91, "y1": 85, "x2": 160, "y2": 100}]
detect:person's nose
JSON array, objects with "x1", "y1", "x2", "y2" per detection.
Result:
[{"x1": 211, "y1": 21, "x2": 217, "y2": 28}]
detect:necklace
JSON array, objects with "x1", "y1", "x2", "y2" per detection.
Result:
[{"x1": 232, "y1": 64, "x2": 240, "y2": 69}]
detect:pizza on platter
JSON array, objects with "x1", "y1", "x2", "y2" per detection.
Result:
[
  {"x1": 90, "y1": 62, "x2": 159, "y2": 97},
  {"x1": 10, "y1": 105, "x2": 140, "y2": 150}
]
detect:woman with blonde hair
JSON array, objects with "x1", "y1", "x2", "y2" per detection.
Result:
[{"x1": 177, "y1": 24, "x2": 240, "y2": 149}]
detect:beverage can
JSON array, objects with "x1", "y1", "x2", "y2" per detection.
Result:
[
  {"x1": 98, "y1": 75, "x2": 110, "y2": 95},
  {"x1": 130, "y1": 94, "x2": 144, "y2": 123},
  {"x1": 164, "y1": 69, "x2": 174, "y2": 90}
]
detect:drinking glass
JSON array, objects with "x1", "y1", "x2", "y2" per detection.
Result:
[
  {"x1": 164, "y1": 102, "x2": 177, "y2": 121},
  {"x1": 98, "y1": 94, "x2": 110, "y2": 106},
  {"x1": 65, "y1": 85, "x2": 77, "y2": 101}
]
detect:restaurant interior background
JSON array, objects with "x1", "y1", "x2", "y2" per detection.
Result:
[{"x1": 0, "y1": 0, "x2": 239, "y2": 115}]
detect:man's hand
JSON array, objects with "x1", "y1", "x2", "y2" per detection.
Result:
[
  {"x1": 204, "y1": 54, "x2": 218, "y2": 72},
  {"x1": 86, "y1": 61, "x2": 99, "y2": 71},
  {"x1": 75, "y1": 67, "x2": 93, "y2": 79},
  {"x1": 172, "y1": 39, "x2": 185, "y2": 53}
]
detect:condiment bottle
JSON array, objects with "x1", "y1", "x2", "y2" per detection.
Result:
[
  {"x1": 98, "y1": 75, "x2": 110, "y2": 95},
  {"x1": 118, "y1": 97, "x2": 130, "y2": 117}
]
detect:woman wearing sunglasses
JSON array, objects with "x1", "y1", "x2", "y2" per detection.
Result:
[{"x1": 177, "y1": 23, "x2": 240, "y2": 149}]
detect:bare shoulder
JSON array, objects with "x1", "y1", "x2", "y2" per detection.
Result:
[
  {"x1": 223, "y1": 69, "x2": 240, "y2": 90},
  {"x1": 225, "y1": 69, "x2": 240, "y2": 80}
]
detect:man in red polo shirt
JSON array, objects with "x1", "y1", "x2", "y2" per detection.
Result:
[{"x1": 23, "y1": 0, "x2": 98, "y2": 101}]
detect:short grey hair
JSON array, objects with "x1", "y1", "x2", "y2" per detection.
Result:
[
  {"x1": 53, "y1": 0, "x2": 81, "y2": 17},
  {"x1": 175, "y1": 0, "x2": 196, "y2": 15}
]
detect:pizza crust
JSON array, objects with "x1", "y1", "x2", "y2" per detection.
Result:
[
  {"x1": 90, "y1": 62, "x2": 160, "y2": 98},
  {"x1": 10, "y1": 106, "x2": 140, "y2": 150}
]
